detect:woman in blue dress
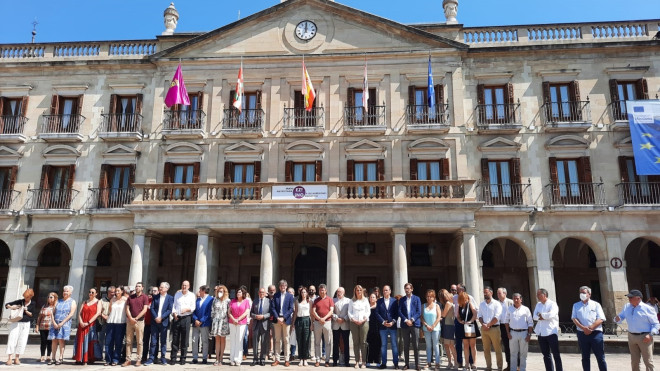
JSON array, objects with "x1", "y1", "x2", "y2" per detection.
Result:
[{"x1": 48, "y1": 285, "x2": 77, "y2": 365}]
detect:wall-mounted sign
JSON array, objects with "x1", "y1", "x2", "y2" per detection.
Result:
[
  {"x1": 610, "y1": 257, "x2": 623, "y2": 269},
  {"x1": 273, "y1": 185, "x2": 328, "y2": 200}
]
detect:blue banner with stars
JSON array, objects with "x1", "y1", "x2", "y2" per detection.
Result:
[{"x1": 627, "y1": 100, "x2": 660, "y2": 175}]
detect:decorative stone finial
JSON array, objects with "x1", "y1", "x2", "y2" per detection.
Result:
[
  {"x1": 443, "y1": 0, "x2": 458, "y2": 24},
  {"x1": 162, "y1": 3, "x2": 179, "y2": 36}
]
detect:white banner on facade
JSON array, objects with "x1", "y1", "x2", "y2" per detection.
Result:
[{"x1": 272, "y1": 185, "x2": 328, "y2": 200}]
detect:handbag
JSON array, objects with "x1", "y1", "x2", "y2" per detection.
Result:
[
  {"x1": 8, "y1": 306, "x2": 24, "y2": 323},
  {"x1": 463, "y1": 305, "x2": 476, "y2": 338}
]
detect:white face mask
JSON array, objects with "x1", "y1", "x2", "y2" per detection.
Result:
[
  {"x1": 580, "y1": 293, "x2": 588, "y2": 301},
  {"x1": 218, "y1": 292, "x2": 223, "y2": 298}
]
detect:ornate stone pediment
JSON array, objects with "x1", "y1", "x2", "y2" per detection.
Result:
[
  {"x1": 408, "y1": 138, "x2": 451, "y2": 159},
  {"x1": 164, "y1": 142, "x2": 204, "y2": 163},
  {"x1": 224, "y1": 141, "x2": 264, "y2": 161},
  {"x1": 545, "y1": 135, "x2": 590, "y2": 151},
  {"x1": 42, "y1": 144, "x2": 80, "y2": 165},
  {"x1": 103, "y1": 144, "x2": 139, "y2": 165},
  {"x1": 285, "y1": 140, "x2": 324, "y2": 160},
  {"x1": 0, "y1": 146, "x2": 23, "y2": 166},
  {"x1": 478, "y1": 137, "x2": 521, "y2": 153}
]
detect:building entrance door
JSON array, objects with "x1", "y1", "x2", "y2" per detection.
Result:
[{"x1": 294, "y1": 246, "x2": 327, "y2": 292}]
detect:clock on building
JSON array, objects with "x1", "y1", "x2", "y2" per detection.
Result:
[{"x1": 295, "y1": 20, "x2": 317, "y2": 41}]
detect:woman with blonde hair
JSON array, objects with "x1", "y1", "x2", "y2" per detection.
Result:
[
  {"x1": 438, "y1": 289, "x2": 457, "y2": 369},
  {"x1": 456, "y1": 292, "x2": 479, "y2": 370},
  {"x1": 4, "y1": 288, "x2": 36, "y2": 365},
  {"x1": 210, "y1": 285, "x2": 230, "y2": 366},
  {"x1": 348, "y1": 285, "x2": 370, "y2": 368},
  {"x1": 35, "y1": 292, "x2": 58, "y2": 363}
]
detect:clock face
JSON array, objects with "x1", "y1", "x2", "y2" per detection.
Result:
[{"x1": 295, "y1": 20, "x2": 317, "y2": 41}]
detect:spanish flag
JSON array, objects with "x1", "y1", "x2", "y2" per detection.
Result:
[{"x1": 302, "y1": 62, "x2": 316, "y2": 112}]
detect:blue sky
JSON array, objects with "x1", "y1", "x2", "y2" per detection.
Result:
[{"x1": 2, "y1": 0, "x2": 658, "y2": 43}]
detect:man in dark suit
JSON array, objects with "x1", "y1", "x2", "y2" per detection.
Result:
[
  {"x1": 398, "y1": 283, "x2": 422, "y2": 371},
  {"x1": 375, "y1": 285, "x2": 399, "y2": 369},
  {"x1": 270, "y1": 279, "x2": 295, "y2": 366},
  {"x1": 144, "y1": 282, "x2": 174, "y2": 366},
  {"x1": 251, "y1": 287, "x2": 271, "y2": 366}
]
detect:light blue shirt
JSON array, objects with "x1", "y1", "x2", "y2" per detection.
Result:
[
  {"x1": 617, "y1": 302, "x2": 660, "y2": 335},
  {"x1": 571, "y1": 299, "x2": 605, "y2": 332}
]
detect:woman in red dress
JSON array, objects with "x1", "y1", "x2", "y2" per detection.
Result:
[{"x1": 73, "y1": 287, "x2": 102, "y2": 365}]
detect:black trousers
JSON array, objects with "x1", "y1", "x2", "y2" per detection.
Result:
[
  {"x1": 171, "y1": 315, "x2": 192, "y2": 361},
  {"x1": 39, "y1": 330, "x2": 51, "y2": 357},
  {"x1": 500, "y1": 323, "x2": 510, "y2": 366},
  {"x1": 332, "y1": 328, "x2": 350, "y2": 365},
  {"x1": 253, "y1": 321, "x2": 270, "y2": 361}
]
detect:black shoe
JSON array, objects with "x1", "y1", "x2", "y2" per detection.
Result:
[
  {"x1": 252, "y1": 361, "x2": 258, "y2": 366},
  {"x1": 260, "y1": 360, "x2": 266, "y2": 366},
  {"x1": 179, "y1": 360, "x2": 185, "y2": 365},
  {"x1": 379, "y1": 365, "x2": 387, "y2": 370},
  {"x1": 192, "y1": 359, "x2": 198, "y2": 364},
  {"x1": 202, "y1": 359, "x2": 208, "y2": 364}
]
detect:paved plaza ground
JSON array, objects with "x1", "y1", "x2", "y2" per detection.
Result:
[{"x1": 0, "y1": 344, "x2": 643, "y2": 370}]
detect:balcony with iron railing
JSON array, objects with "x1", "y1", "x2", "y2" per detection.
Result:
[
  {"x1": 541, "y1": 99, "x2": 592, "y2": 132},
  {"x1": 222, "y1": 108, "x2": 264, "y2": 138},
  {"x1": 608, "y1": 98, "x2": 660, "y2": 131},
  {"x1": 477, "y1": 182, "x2": 533, "y2": 207},
  {"x1": 99, "y1": 113, "x2": 143, "y2": 141},
  {"x1": 162, "y1": 109, "x2": 206, "y2": 139},
  {"x1": 283, "y1": 107, "x2": 324, "y2": 137},
  {"x1": 0, "y1": 189, "x2": 21, "y2": 215},
  {"x1": 0, "y1": 115, "x2": 28, "y2": 143},
  {"x1": 86, "y1": 187, "x2": 136, "y2": 211},
  {"x1": 406, "y1": 104, "x2": 450, "y2": 133},
  {"x1": 132, "y1": 180, "x2": 475, "y2": 204},
  {"x1": 39, "y1": 114, "x2": 85, "y2": 142},
  {"x1": 616, "y1": 182, "x2": 660, "y2": 206},
  {"x1": 475, "y1": 101, "x2": 522, "y2": 133},
  {"x1": 543, "y1": 182, "x2": 606, "y2": 208},
  {"x1": 25, "y1": 187, "x2": 79, "y2": 213},
  {"x1": 344, "y1": 106, "x2": 386, "y2": 135}
]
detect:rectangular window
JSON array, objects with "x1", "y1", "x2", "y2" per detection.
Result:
[
  {"x1": 619, "y1": 156, "x2": 660, "y2": 200},
  {"x1": 38, "y1": 165, "x2": 75, "y2": 208},
  {"x1": 231, "y1": 163, "x2": 257, "y2": 199},
  {"x1": 487, "y1": 160, "x2": 512, "y2": 198},
  {"x1": 293, "y1": 163, "x2": 316, "y2": 182},
  {"x1": 480, "y1": 158, "x2": 522, "y2": 205},
  {"x1": 1, "y1": 98, "x2": 23, "y2": 116},
  {"x1": 0, "y1": 166, "x2": 16, "y2": 209},
  {"x1": 609, "y1": 79, "x2": 648, "y2": 120},
  {"x1": 410, "y1": 244, "x2": 431, "y2": 267},
  {"x1": 484, "y1": 86, "x2": 506, "y2": 121},
  {"x1": 162, "y1": 162, "x2": 200, "y2": 200},
  {"x1": 170, "y1": 92, "x2": 204, "y2": 129},
  {"x1": 417, "y1": 160, "x2": 442, "y2": 196},
  {"x1": 98, "y1": 164, "x2": 134, "y2": 208},
  {"x1": 549, "y1": 157, "x2": 593, "y2": 204},
  {"x1": 408, "y1": 85, "x2": 444, "y2": 123}
]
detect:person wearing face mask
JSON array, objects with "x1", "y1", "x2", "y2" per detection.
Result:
[
  {"x1": 210, "y1": 285, "x2": 230, "y2": 366},
  {"x1": 571, "y1": 286, "x2": 607, "y2": 371}
]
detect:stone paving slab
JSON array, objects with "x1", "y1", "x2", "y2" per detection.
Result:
[{"x1": 0, "y1": 344, "x2": 641, "y2": 370}]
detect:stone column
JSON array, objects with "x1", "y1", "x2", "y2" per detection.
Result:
[
  {"x1": 532, "y1": 232, "x2": 557, "y2": 302},
  {"x1": 208, "y1": 234, "x2": 220, "y2": 288},
  {"x1": 128, "y1": 229, "x2": 146, "y2": 287},
  {"x1": 260, "y1": 228, "x2": 277, "y2": 290},
  {"x1": 392, "y1": 228, "x2": 408, "y2": 296},
  {"x1": 3, "y1": 234, "x2": 26, "y2": 319},
  {"x1": 602, "y1": 231, "x2": 628, "y2": 318},
  {"x1": 193, "y1": 228, "x2": 211, "y2": 290},
  {"x1": 68, "y1": 232, "x2": 89, "y2": 307},
  {"x1": 326, "y1": 227, "x2": 342, "y2": 296},
  {"x1": 143, "y1": 232, "x2": 162, "y2": 288},
  {"x1": 461, "y1": 229, "x2": 481, "y2": 300}
]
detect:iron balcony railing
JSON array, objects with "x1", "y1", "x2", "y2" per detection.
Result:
[
  {"x1": 100, "y1": 113, "x2": 143, "y2": 133},
  {"x1": 41, "y1": 114, "x2": 85, "y2": 134},
  {"x1": 0, "y1": 189, "x2": 20, "y2": 210},
  {"x1": 87, "y1": 187, "x2": 136, "y2": 209},
  {"x1": 476, "y1": 102, "x2": 522, "y2": 127},
  {"x1": 0, "y1": 115, "x2": 27, "y2": 135},
  {"x1": 478, "y1": 182, "x2": 532, "y2": 206},
  {"x1": 133, "y1": 180, "x2": 473, "y2": 203},
  {"x1": 223, "y1": 108, "x2": 264, "y2": 130},
  {"x1": 406, "y1": 104, "x2": 450, "y2": 125},
  {"x1": 541, "y1": 100, "x2": 591, "y2": 125},
  {"x1": 344, "y1": 106, "x2": 386, "y2": 127},
  {"x1": 283, "y1": 107, "x2": 324, "y2": 129},
  {"x1": 544, "y1": 182, "x2": 606, "y2": 206},
  {"x1": 162, "y1": 109, "x2": 206, "y2": 130},
  {"x1": 26, "y1": 188, "x2": 79, "y2": 210},
  {"x1": 609, "y1": 100, "x2": 630, "y2": 122},
  {"x1": 616, "y1": 182, "x2": 660, "y2": 205}
]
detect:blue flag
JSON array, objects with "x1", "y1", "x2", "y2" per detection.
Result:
[
  {"x1": 427, "y1": 56, "x2": 435, "y2": 109},
  {"x1": 627, "y1": 100, "x2": 660, "y2": 175}
]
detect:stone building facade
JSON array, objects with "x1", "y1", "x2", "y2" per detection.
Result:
[{"x1": 0, "y1": 0, "x2": 658, "y2": 326}]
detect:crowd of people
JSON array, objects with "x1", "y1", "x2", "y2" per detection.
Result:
[{"x1": 2, "y1": 280, "x2": 660, "y2": 370}]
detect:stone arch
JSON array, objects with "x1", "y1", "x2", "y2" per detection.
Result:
[
  {"x1": 551, "y1": 236, "x2": 604, "y2": 323},
  {"x1": 548, "y1": 234, "x2": 607, "y2": 262},
  {"x1": 624, "y1": 236, "x2": 660, "y2": 299},
  {"x1": 25, "y1": 238, "x2": 72, "y2": 308},
  {"x1": 480, "y1": 237, "x2": 533, "y2": 306},
  {"x1": 83, "y1": 237, "x2": 132, "y2": 297}
]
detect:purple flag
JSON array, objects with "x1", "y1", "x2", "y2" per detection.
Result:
[{"x1": 164, "y1": 64, "x2": 190, "y2": 108}]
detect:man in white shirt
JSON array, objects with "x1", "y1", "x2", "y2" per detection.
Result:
[
  {"x1": 170, "y1": 280, "x2": 196, "y2": 365},
  {"x1": 478, "y1": 286, "x2": 503, "y2": 371},
  {"x1": 497, "y1": 288, "x2": 513, "y2": 371},
  {"x1": 533, "y1": 288, "x2": 563, "y2": 371},
  {"x1": 332, "y1": 287, "x2": 350, "y2": 366},
  {"x1": 571, "y1": 286, "x2": 606, "y2": 371},
  {"x1": 504, "y1": 293, "x2": 533, "y2": 371}
]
